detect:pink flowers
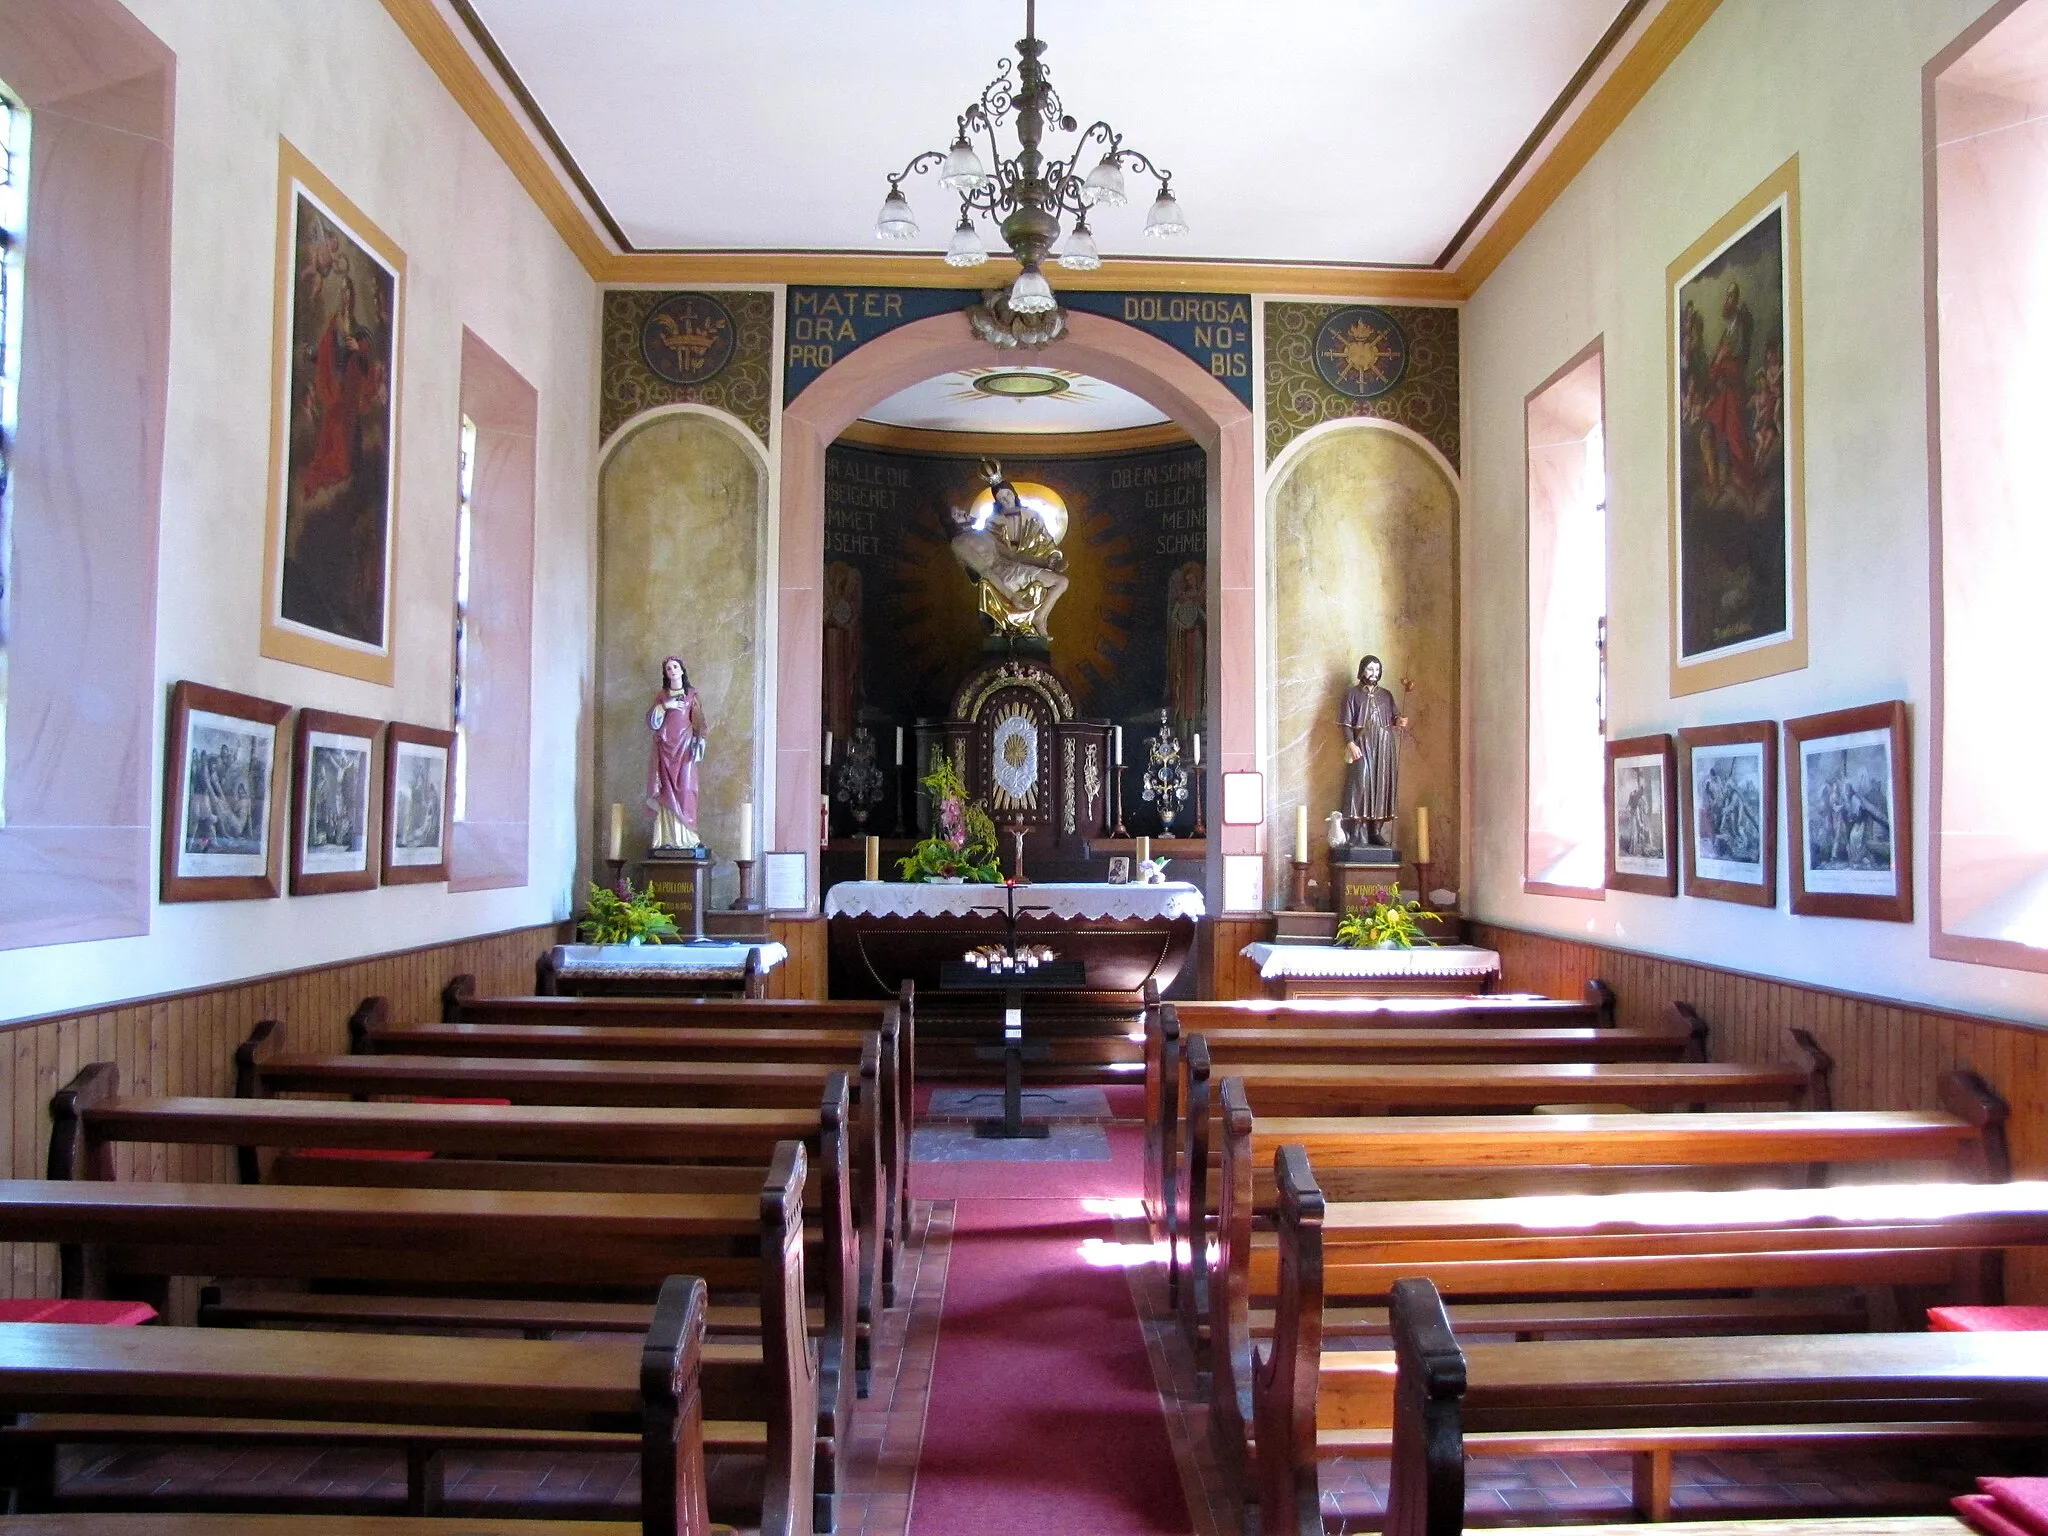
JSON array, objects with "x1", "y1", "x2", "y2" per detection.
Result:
[{"x1": 940, "y1": 797, "x2": 967, "y2": 849}]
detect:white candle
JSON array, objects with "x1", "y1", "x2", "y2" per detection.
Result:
[
  {"x1": 823, "y1": 730, "x2": 833, "y2": 767},
  {"x1": 894, "y1": 726, "x2": 904, "y2": 766},
  {"x1": 607, "y1": 802, "x2": 624, "y2": 861},
  {"x1": 1417, "y1": 806, "x2": 1431, "y2": 865},
  {"x1": 1192, "y1": 733, "x2": 1202, "y2": 765},
  {"x1": 1294, "y1": 805, "x2": 1309, "y2": 864},
  {"x1": 864, "y1": 835, "x2": 880, "y2": 881},
  {"x1": 1137, "y1": 835, "x2": 1151, "y2": 868},
  {"x1": 738, "y1": 801, "x2": 755, "y2": 863},
  {"x1": 1114, "y1": 726, "x2": 1123, "y2": 764}
]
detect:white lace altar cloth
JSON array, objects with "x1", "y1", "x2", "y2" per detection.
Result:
[
  {"x1": 551, "y1": 942, "x2": 789, "y2": 981},
  {"x1": 1240, "y1": 942, "x2": 1502, "y2": 980},
  {"x1": 823, "y1": 880, "x2": 1206, "y2": 922}
]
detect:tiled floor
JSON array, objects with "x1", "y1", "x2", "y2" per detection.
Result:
[{"x1": 34, "y1": 1099, "x2": 2041, "y2": 1533}]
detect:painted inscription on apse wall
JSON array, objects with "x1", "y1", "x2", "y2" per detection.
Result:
[{"x1": 784, "y1": 286, "x2": 1255, "y2": 407}]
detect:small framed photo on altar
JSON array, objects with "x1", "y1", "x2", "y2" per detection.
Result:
[
  {"x1": 1605, "y1": 733, "x2": 1678, "y2": 897},
  {"x1": 1679, "y1": 721, "x2": 1777, "y2": 907},
  {"x1": 1105, "y1": 855, "x2": 1132, "y2": 885},
  {"x1": 1785, "y1": 700, "x2": 1911, "y2": 923},
  {"x1": 381, "y1": 722, "x2": 454, "y2": 885},
  {"x1": 161, "y1": 681, "x2": 291, "y2": 903},
  {"x1": 291, "y1": 708, "x2": 383, "y2": 896}
]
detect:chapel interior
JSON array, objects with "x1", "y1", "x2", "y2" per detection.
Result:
[{"x1": 4, "y1": 2, "x2": 2048, "y2": 1535}]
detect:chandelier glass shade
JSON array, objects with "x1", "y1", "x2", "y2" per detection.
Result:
[{"x1": 874, "y1": 0, "x2": 1184, "y2": 312}]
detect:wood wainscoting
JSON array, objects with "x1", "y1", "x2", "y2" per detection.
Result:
[
  {"x1": 1471, "y1": 921, "x2": 2048, "y2": 1299},
  {"x1": 0, "y1": 923, "x2": 556, "y2": 1299},
  {"x1": 1206, "y1": 916, "x2": 1274, "y2": 1000},
  {"x1": 767, "y1": 917, "x2": 829, "y2": 999}
]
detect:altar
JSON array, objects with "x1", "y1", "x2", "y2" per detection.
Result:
[
  {"x1": 824, "y1": 880, "x2": 1205, "y2": 1077},
  {"x1": 1239, "y1": 940, "x2": 1501, "y2": 1000}
]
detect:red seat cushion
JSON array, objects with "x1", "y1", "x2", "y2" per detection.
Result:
[
  {"x1": 0, "y1": 1299, "x2": 155, "y2": 1324},
  {"x1": 299, "y1": 1096, "x2": 511, "y2": 1163},
  {"x1": 1929, "y1": 1305, "x2": 2048, "y2": 1332}
]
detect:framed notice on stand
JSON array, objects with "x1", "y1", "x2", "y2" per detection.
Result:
[{"x1": 763, "y1": 851, "x2": 808, "y2": 913}]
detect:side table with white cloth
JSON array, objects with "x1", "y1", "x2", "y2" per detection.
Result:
[
  {"x1": 1238, "y1": 941, "x2": 1501, "y2": 1000},
  {"x1": 539, "y1": 941, "x2": 789, "y2": 998},
  {"x1": 825, "y1": 880, "x2": 1206, "y2": 1079}
]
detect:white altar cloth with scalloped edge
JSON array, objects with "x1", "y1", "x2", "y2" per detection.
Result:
[
  {"x1": 1240, "y1": 942, "x2": 1501, "y2": 981},
  {"x1": 823, "y1": 880, "x2": 1205, "y2": 922}
]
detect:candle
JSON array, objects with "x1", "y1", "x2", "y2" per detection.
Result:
[
  {"x1": 1294, "y1": 804, "x2": 1309, "y2": 864},
  {"x1": 1114, "y1": 726, "x2": 1123, "y2": 764},
  {"x1": 894, "y1": 726, "x2": 904, "y2": 766},
  {"x1": 864, "y1": 835, "x2": 880, "y2": 882},
  {"x1": 738, "y1": 801, "x2": 754, "y2": 863},
  {"x1": 823, "y1": 730, "x2": 833, "y2": 768},
  {"x1": 607, "y1": 802, "x2": 624, "y2": 861},
  {"x1": 1192, "y1": 733, "x2": 1202, "y2": 765},
  {"x1": 1137, "y1": 835, "x2": 1151, "y2": 868},
  {"x1": 1417, "y1": 806, "x2": 1431, "y2": 865}
]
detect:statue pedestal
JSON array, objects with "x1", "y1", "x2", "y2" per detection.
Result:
[
  {"x1": 1332, "y1": 843, "x2": 1402, "y2": 917},
  {"x1": 642, "y1": 848, "x2": 709, "y2": 942}
]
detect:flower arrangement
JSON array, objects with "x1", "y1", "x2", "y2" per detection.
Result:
[
  {"x1": 897, "y1": 755, "x2": 1002, "y2": 883},
  {"x1": 577, "y1": 880, "x2": 681, "y2": 945},
  {"x1": 1335, "y1": 886, "x2": 1442, "y2": 950}
]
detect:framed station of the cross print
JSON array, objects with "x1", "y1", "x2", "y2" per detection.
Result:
[
  {"x1": 1668, "y1": 156, "x2": 1807, "y2": 697},
  {"x1": 1606, "y1": 734, "x2": 1678, "y2": 897},
  {"x1": 291, "y1": 708, "x2": 384, "y2": 896},
  {"x1": 260, "y1": 139, "x2": 405, "y2": 686},
  {"x1": 1785, "y1": 701, "x2": 1911, "y2": 923},
  {"x1": 381, "y1": 722, "x2": 454, "y2": 885},
  {"x1": 161, "y1": 682, "x2": 291, "y2": 903},
  {"x1": 1679, "y1": 720, "x2": 1778, "y2": 908}
]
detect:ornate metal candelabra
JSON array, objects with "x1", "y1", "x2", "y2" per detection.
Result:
[
  {"x1": 1139, "y1": 708, "x2": 1188, "y2": 836},
  {"x1": 833, "y1": 726, "x2": 887, "y2": 831}
]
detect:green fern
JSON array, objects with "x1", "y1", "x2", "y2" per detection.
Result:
[
  {"x1": 577, "y1": 880, "x2": 682, "y2": 945},
  {"x1": 1335, "y1": 887, "x2": 1442, "y2": 950}
]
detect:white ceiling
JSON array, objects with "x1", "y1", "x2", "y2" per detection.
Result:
[
  {"x1": 861, "y1": 367, "x2": 1171, "y2": 434},
  {"x1": 463, "y1": 0, "x2": 1629, "y2": 267}
]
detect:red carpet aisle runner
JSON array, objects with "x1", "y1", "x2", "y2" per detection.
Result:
[{"x1": 908, "y1": 1101, "x2": 1192, "y2": 1535}]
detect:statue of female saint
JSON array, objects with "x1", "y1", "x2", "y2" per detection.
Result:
[
  {"x1": 1341, "y1": 654, "x2": 1408, "y2": 848},
  {"x1": 646, "y1": 655, "x2": 708, "y2": 852}
]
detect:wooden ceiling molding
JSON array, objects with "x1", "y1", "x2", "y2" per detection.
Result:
[{"x1": 384, "y1": 0, "x2": 1724, "y2": 301}]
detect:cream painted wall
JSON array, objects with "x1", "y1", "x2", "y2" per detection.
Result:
[
  {"x1": 597, "y1": 411, "x2": 766, "y2": 913},
  {"x1": 1462, "y1": 0, "x2": 2048, "y2": 1020},
  {"x1": 0, "y1": 0, "x2": 598, "y2": 1022}
]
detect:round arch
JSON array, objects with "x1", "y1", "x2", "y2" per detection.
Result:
[
  {"x1": 1263, "y1": 415, "x2": 1463, "y2": 499},
  {"x1": 773, "y1": 308, "x2": 1258, "y2": 905},
  {"x1": 599, "y1": 401, "x2": 770, "y2": 472}
]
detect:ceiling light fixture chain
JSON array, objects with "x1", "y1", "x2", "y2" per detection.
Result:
[{"x1": 875, "y1": 0, "x2": 1186, "y2": 323}]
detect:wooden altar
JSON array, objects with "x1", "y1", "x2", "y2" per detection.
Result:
[{"x1": 825, "y1": 880, "x2": 1203, "y2": 1078}]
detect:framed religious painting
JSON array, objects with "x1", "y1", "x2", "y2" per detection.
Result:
[
  {"x1": 1785, "y1": 701, "x2": 1912, "y2": 922},
  {"x1": 1667, "y1": 155, "x2": 1807, "y2": 696},
  {"x1": 381, "y1": 722, "x2": 454, "y2": 884},
  {"x1": 260, "y1": 139, "x2": 405, "y2": 685},
  {"x1": 1679, "y1": 721, "x2": 1778, "y2": 907},
  {"x1": 291, "y1": 708, "x2": 384, "y2": 896},
  {"x1": 1606, "y1": 734, "x2": 1678, "y2": 897},
  {"x1": 160, "y1": 682, "x2": 291, "y2": 903}
]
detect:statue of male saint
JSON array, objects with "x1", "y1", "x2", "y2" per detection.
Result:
[
  {"x1": 646, "y1": 655, "x2": 708, "y2": 852},
  {"x1": 1341, "y1": 654, "x2": 1408, "y2": 849}
]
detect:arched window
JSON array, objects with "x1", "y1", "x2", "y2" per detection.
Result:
[{"x1": 1525, "y1": 341, "x2": 1608, "y2": 897}]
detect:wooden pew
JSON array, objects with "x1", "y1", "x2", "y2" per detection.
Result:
[
  {"x1": 1142, "y1": 981, "x2": 1639, "y2": 1241},
  {"x1": 0, "y1": 1172, "x2": 814, "y2": 1533},
  {"x1": 436, "y1": 977, "x2": 916, "y2": 1286},
  {"x1": 1211, "y1": 1073, "x2": 2012, "y2": 1485},
  {"x1": 47, "y1": 1066, "x2": 851, "y2": 1532},
  {"x1": 243, "y1": 1019, "x2": 891, "y2": 1341},
  {"x1": 1355, "y1": 1275, "x2": 2048, "y2": 1536},
  {"x1": 0, "y1": 1274, "x2": 724, "y2": 1536},
  {"x1": 347, "y1": 1002, "x2": 907, "y2": 1310},
  {"x1": 1173, "y1": 1026, "x2": 1826, "y2": 1347}
]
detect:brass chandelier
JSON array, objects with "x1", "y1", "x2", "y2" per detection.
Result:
[{"x1": 872, "y1": 0, "x2": 1187, "y2": 314}]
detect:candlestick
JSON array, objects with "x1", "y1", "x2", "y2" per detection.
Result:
[
  {"x1": 820, "y1": 792, "x2": 830, "y2": 849},
  {"x1": 738, "y1": 800, "x2": 755, "y2": 863},
  {"x1": 607, "y1": 801, "x2": 624, "y2": 861},
  {"x1": 864, "y1": 835, "x2": 880, "y2": 881},
  {"x1": 1414, "y1": 860, "x2": 1434, "y2": 912},
  {"x1": 1417, "y1": 805, "x2": 1431, "y2": 865},
  {"x1": 604, "y1": 856, "x2": 629, "y2": 898},
  {"x1": 1290, "y1": 857, "x2": 1309, "y2": 911},
  {"x1": 734, "y1": 857, "x2": 759, "y2": 911},
  {"x1": 823, "y1": 730, "x2": 833, "y2": 768},
  {"x1": 1294, "y1": 804, "x2": 1309, "y2": 865}
]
